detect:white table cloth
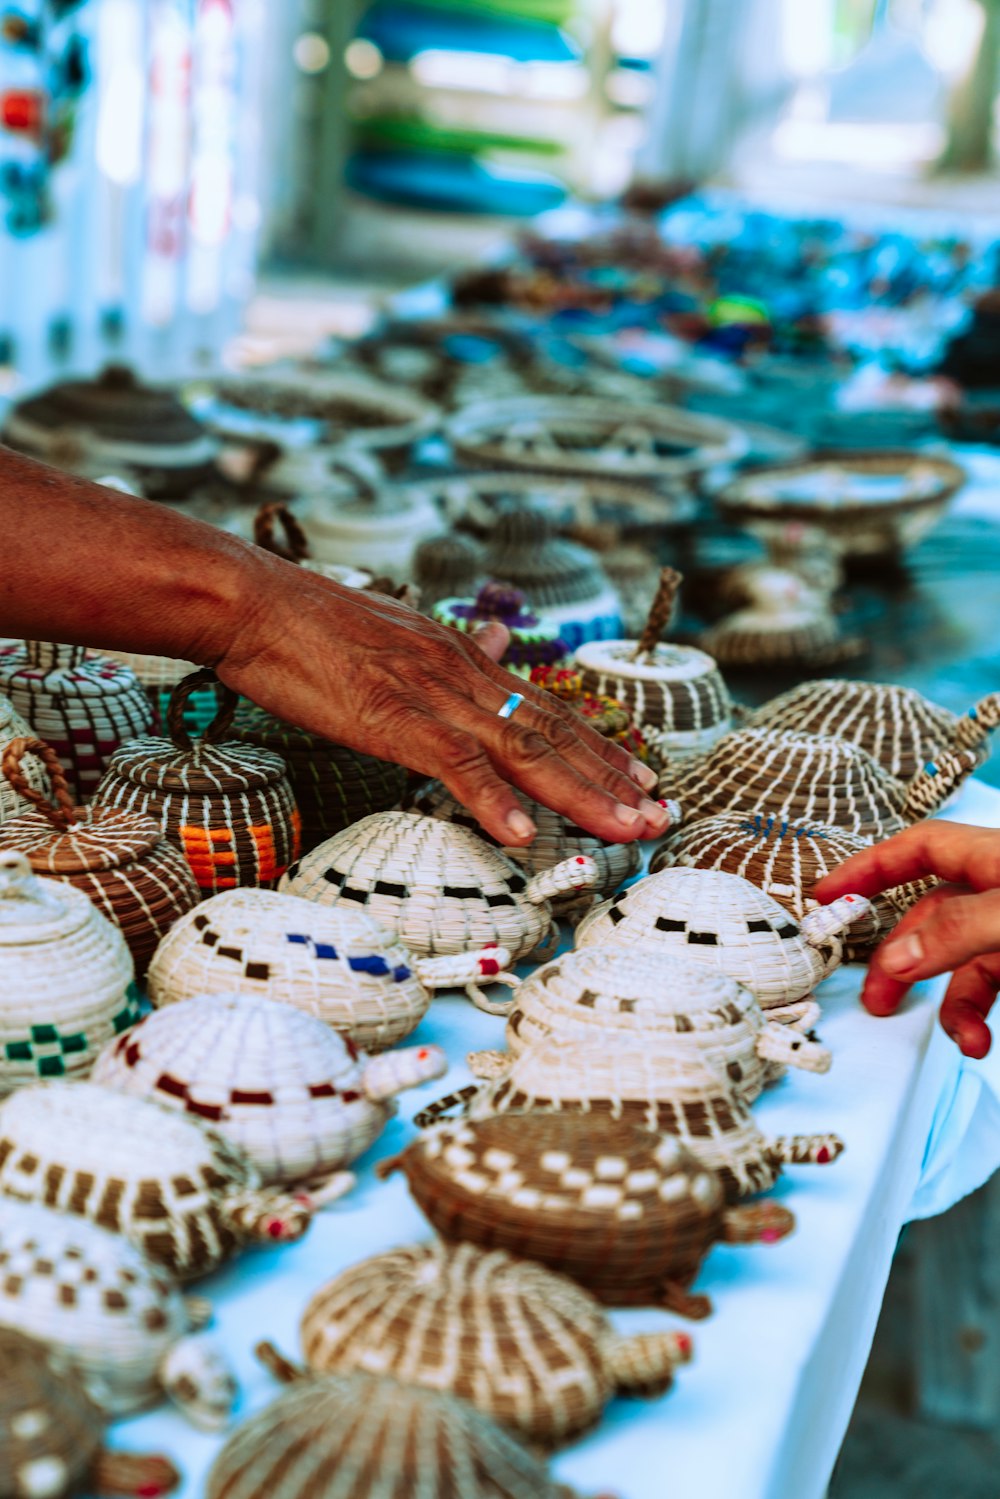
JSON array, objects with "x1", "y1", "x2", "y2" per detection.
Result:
[{"x1": 105, "y1": 779, "x2": 1000, "y2": 1499}]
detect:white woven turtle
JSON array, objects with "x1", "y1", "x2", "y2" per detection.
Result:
[
  {"x1": 280, "y1": 811, "x2": 599, "y2": 1003},
  {"x1": 93, "y1": 993, "x2": 447, "y2": 1197},
  {"x1": 0, "y1": 1200, "x2": 236, "y2": 1426},
  {"x1": 575, "y1": 867, "x2": 870, "y2": 1016},
  {"x1": 146, "y1": 888, "x2": 517, "y2": 1045},
  {"x1": 0, "y1": 1081, "x2": 318, "y2": 1280},
  {"x1": 466, "y1": 944, "x2": 830, "y2": 1103}
]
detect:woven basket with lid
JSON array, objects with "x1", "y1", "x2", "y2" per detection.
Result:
[
  {"x1": 0, "y1": 737, "x2": 200, "y2": 973},
  {"x1": 433, "y1": 582, "x2": 568, "y2": 678},
  {"x1": 0, "y1": 641, "x2": 155, "y2": 802},
  {"x1": 277, "y1": 1240, "x2": 689, "y2": 1449},
  {"x1": 0, "y1": 1080, "x2": 316, "y2": 1279},
  {"x1": 0, "y1": 696, "x2": 50, "y2": 825},
  {"x1": 207, "y1": 1372, "x2": 586, "y2": 1499},
  {"x1": 92, "y1": 670, "x2": 300, "y2": 895},
  {"x1": 147, "y1": 889, "x2": 517, "y2": 1042},
  {"x1": 97, "y1": 648, "x2": 218, "y2": 738},
  {"x1": 0, "y1": 851, "x2": 137, "y2": 1091},
  {"x1": 383, "y1": 1112, "x2": 793, "y2": 1317},
  {"x1": 746, "y1": 678, "x2": 1000, "y2": 784},
  {"x1": 94, "y1": 993, "x2": 446, "y2": 1196},
  {"x1": 529, "y1": 665, "x2": 649, "y2": 763}
]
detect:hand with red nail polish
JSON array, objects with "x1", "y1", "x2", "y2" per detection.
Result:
[{"x1": 813, "y1": 821, "x2": 1000, "y2": 1059}]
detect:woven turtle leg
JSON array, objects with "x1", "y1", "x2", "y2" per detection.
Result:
[
  {"x1": 89, "y1": 1451, "x2": 180, "y2": 1498},
  {"x1": 659, "y1": 1281, "x2": 713, "y2": 1320}
]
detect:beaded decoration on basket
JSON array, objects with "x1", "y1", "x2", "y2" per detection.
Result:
[
  {"x1": 660, "y1": 726, "x2": 979, "y2": 840},
  {"x1": 404, "y1": 779, "x2": 645, "y2": 916},
  {"x1": 465, "y1": 944, "x2": 831, "y2": 1104},
  {"x1": 0, "y1": 1081, "x2": 317, "y2": 1279},
  {"x1": 0, "y1": 1327, "x2": 180, "y2": 1499},
  {"x1": 0, "y1": 641, "x2": 154, "y2": 802},
  {"x1": 575, "y1": 866, "x2": 870, "y2": 1017},
  {"x1": 279, "y1": 810, "x2": 599, "y2": 996},
  {"x1": 572, "y1": 569, "x2": 733, "y2": 764},
  {"x1": 146, "y1": 889, "x2": 519, "y2": 1041},
  {"x1": 746, "y1": 679, "x2": 1000, "y2": 784},
  {"x1": 0, "y1": 851, "x2": 137, "y2": 1092},
  {"x1": 92, "y1": 669, "x2": 300, "y2": 895},
  {"x1": 257, "y1": 1240, "x2": 690, "y2": 1451},
  {"x1": 649, "y1": 812, "x2": 926, "y2": 959},
  {"x1": 207, "y1": 1371, "x2": 588, "y2": 1499},
  {"x1": 530, "y1": 665, "x2": 649, "y2": 762},
  {"x1": 0, "y1": 695, "x2": 50, "y2": 825},
  {"x1": 381, "y1": 1112, "x2": 794, "y2": 1318},
  {"x1": 0, "y1": 738, "x2": 200, "y2": 973},
  {"x1": 94, "y1": 993, "x2": 447, "y2": 1199},
  {"x1": 433, "y1": 581, "x2": 569, "y2": 678},
  {"x1": 0, "y1": 1200, "x2": 237, "y2": 1426}
]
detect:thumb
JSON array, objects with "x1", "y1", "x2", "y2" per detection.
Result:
[{"x1": 469, "y1": 621, "x2": 510, "y2": 664}]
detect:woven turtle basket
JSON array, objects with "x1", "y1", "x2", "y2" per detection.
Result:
[
  {"x1": 92, "y1": 670, "x2": 300, "y2": 895},
  {"x1": 0, "y1": 696, "x2": 50, "y2": 825},
  {"x1": 0, "y1": 850, "x2": 137, "y2": 1092},
  {"x1": 0, "y1": 737, "x2": 200, "y2": 973},
  {"x1": 230, "y1": 700, "x2": 407, "y2": 854},
  {"x1": 207, "y1": 1372, "x2": 586, "y2": 1499},
  {"x1": 0, "y1": 641, "x2": 154, "y2": 802},
  {"x1": 273, "y1": 1240, "x2": 689, "y2": 1450}
]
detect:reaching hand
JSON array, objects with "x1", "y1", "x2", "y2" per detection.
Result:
[{"x1": 813, "y1": 821, "x2": 1000, "y2": 1059}]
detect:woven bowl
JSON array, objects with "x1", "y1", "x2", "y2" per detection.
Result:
[
  {"x1": 283, "y1": 1240, "x2": 689, "y2": 1449},
  {"x1": 93, "y1": 993, "x2": 446, "y2": 1194},
  {"x1": 0, "y1": 697, "x2": 50, "y2": 826}
]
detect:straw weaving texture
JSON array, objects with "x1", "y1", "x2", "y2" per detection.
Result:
[
  {"x1": 433, "y1": 585, "x2": 568, "y2": 678},
  {"x1": 0, "y1": 642, "x2": 154, "y2": 801},
  {"x1": 207, "y1": 1373, "x2": 583, "y2": 1499},
  {"x1": 0, "y1": 698, "x2": 50, "y2": 825},
  {"x1": 99, "y1": 650, "x2": 220, "y2": 737},
  {"x1": 480, "y1": 506, "x2": 615, "y2": 612},
  {"x1": 279, "y1": 811, "x2": 555, "y2": 961},
  {"x1": 699, "y1": 607, "x2": 856, "y2": 668},
  {"x1": 573, "y1": 639, "x2": 731, "y2": 761},
  {"x1": 0, "y1": 1327, "x2": 101, "y2": 1499}
]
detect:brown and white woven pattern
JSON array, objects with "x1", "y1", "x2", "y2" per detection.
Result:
[
  {"x1": 295, "y1": 1241, "x2": 686, "y2": 1449},
  {"x1": 0, "y1": 852, "x2": 137, "y2": 1092},
  {"x1": 477, "y1": 944, "x2": 830, "y2": 1103},
  {"x1": 747, "y1": 679, "x2": 1000, "y2": 783},
  {"x1": 95, "y1": 649, "x2": 219, "y2": 738},
  {"x1": 207, "y1": 1372, "x2": 585, "y2": 1499},
  {"x1": 0, "y1": 1327, "x2": 103, "y2": 1499},
  {"x1": 0, "y1": 697, "x2": 50, "y2": 825},
  {"x1": 93, "y1": 993, "x2": 446, "y2": 1192},
  {"x1": 573, "y1": 640, "x2": 731, "y2": 761},
  {"x1": 279, "y1": 810, "x2": 594, "y2": 963},
  {"x1": 93, "y1": 671, "x2": 300, "y2": 896},
  {"x1": 698, "y1": 602, "x2": 862, "y2": 670},
  {"x1": 0, "y1": 641, "x2": 154, "y2": 802},
  {"x1": 0, "y1": 1081, "x2": 314, "y2": 1280},
  {"x1": 575, "y1": 866, "x2": 868, "y2": 1012}
]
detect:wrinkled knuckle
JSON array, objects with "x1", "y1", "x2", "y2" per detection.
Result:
[
  {"x1": 502, "y1": 725, "x2": 555, "y2": 769},
  {"x1": 435, "y1": 729, "x2": 489, "y2": 783}
]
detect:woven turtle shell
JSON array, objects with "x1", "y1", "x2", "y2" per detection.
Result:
[
  {"x1": 0, "y1": 641, "x2": 155, "y2": 802},
  {"x1": 0, "y1": 697, "x2": 51, "y2": 825},
  {"x1": 386, "y1": 1111, "x2": 793, "y2": 1313},
  {"x1": 746, "y1": 679, "x2": 1000, "y2": 783},
  {"x1": 293, "y1": 1241, "x2": 688, "y2": 1449},
  {"x1": 207, "y1": 1372, "x2": 584, "y2": 1499},
  {"x1": 92, "y1": 670, "x2": 300, "y2": 895},
  {"x1": 230, "y1": 701, "x2": 407, "y2": 854},
  {"x1": 0, "y1": 737, "x2": 200, "y2": 974},
  {"x1": 0, "y1": 1081, "x2": 314, "y2": 1280}
]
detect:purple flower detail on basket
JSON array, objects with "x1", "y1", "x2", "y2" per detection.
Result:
[
  {"x1": 392, "y1": 965, "x2": 412, "y2": 983},
  {"x1": 451, "y1": 581, "x2": 541, "y2": 630},
  {"x1": 349, "y1": 954, "x2": 391, "y2": 976}
]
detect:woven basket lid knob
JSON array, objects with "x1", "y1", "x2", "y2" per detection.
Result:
[{"x1": 0, "y1": 850, "x2": 60, "y2": 925}]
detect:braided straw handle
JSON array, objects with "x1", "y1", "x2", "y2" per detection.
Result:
[
  {"x1": 253, "y1": 500, "x2": 311, "y2": 562},
  {"x1": 1, "y1": 735, "x2": 78, "y2": 829},
  {"x1": 166, "y1": 669, "x2": 238, "y2": 752},
  {"x1": 632, "y1": 566, "x2": 682, "y2": 662}
]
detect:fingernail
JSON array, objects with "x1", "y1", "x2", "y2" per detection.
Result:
[
  {"x1": 629, "y1": 758, "x2": 657, "y2": 792},
  {"x1": 880, "y1": 933, "x2": 924, "y2": 974},
  {"x1": 641, "y1": 798, "x2": 672, "y2": 831},
  {"x1": 614, "y1": 803, "x2": 645, "y2": 831},
  {"x1": 506, "y1": 809, "x2": 535, "y2": 842}
]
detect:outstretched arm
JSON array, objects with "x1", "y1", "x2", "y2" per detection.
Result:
[
  {"x1": 0, "y1": 446, "x2": 669, "y2": 847},
  {"x1": 814, "y1": 821, "x2": 1000, "y2": 1058}
]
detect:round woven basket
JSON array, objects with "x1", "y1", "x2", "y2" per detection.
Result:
[
  {"x1": 0, "y1": 851, "x2": 137, "y2": 1092},
  {"x1": 434, "y1": 582, "x2": 568, "y2": 678},
  {"x1": 207, "y1": 1372, "x2": 586, "y2": 1499},
  {"x1": 746, "y1": 678, "x2": 1000, "y2": 784},
  {"x1": 413, "y1": 531, "x2": 485, "y2": 614},
  {"x1": 0, "y1": 1327, "x2": 104, "y2": 1499},
  {"x1": 698, "y1": 594, "x2": 864, "y2": 670},
  {"x1": 0, "y1": 697, "x2": 50, "y2": 826},
  {"x1": 230, "y1": 700, "x2": 407, "y2": 854},
  {"x1": 97, "y1": 649, "x2": 219, "y2": 738},
  {"x1": 289, "y1": 1240, "x2": 688, "y2": 1449},
  {"x1": 93, "y1": 992, "x2": 446, "y2": 1193},
  {"x1": 92, "y1": 670, "x2": 300, "y2": 895},
  {"x1": 0, "y1": 641, "x2": 155, "y2": 803},
  {"x1": 0, "y1": 737, "x2": 200, "y2": 974}
]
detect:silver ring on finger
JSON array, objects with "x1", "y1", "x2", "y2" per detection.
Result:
[{"x1": 497, "y1": 691, "x2": 525, "y2": 720}]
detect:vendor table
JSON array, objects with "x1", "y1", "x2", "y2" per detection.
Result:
[{"x1": 105, "y1": 777, "x2": 1000, "y2": 1499}]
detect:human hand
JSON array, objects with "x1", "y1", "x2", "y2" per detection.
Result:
[{"x1": 813, "y1": 821, "x2": 1000, "y2": 1058}]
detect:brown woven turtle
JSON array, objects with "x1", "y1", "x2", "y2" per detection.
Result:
[
  {"x1": 381, "y1": 1112, "x2": 794, "y2": 1318},
  {"x1": 0, "y1": 1327, "x2": 179, "y2": 1497},
  {"x1": 257, "y1": 1240, "x2": 691, "y2": 1450}
]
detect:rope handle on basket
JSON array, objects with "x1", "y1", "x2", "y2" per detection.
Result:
[
  {"x1": 632, "y1": 566, "x2": 682, "y2": 662},
  {"x1": 1, "y1": 736, "x2": 78, "y2": 829},
  {"x1": 166, "y1": 668, "x2": 239, "y2": 752},
  {"x1": 253, "y1": 500, "x2": 311, "y2": 563}
]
